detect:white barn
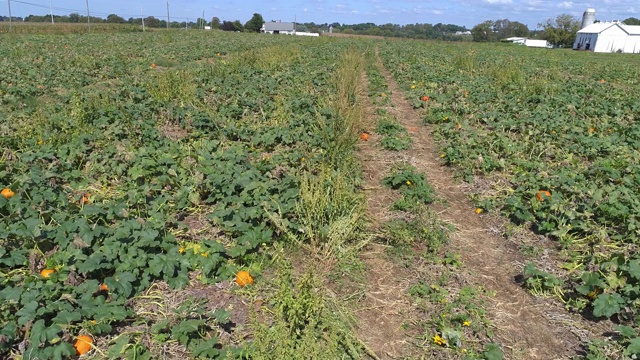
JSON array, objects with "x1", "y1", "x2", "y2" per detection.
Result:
[
  {"x1": 260, "y1": 21, "x2": 320, "y2": 37},
  {"x1": 573, "y1": 22, "x2": 640, "y2": 53},
  {"x1": 262, "y1": 22, "x2": 295, "y2": 35}
]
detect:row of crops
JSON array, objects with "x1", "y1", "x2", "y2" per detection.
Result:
[
  {"x1": 0, "y1": 31, "x2": 367, "y2": 358},
  {"x1": 379, "y1": 41, "x2": 640, "y2": 355}
]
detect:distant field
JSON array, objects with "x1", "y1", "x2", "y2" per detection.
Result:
[{"x1": 1, "y1": 29, "x2": 640, "y2": 359}]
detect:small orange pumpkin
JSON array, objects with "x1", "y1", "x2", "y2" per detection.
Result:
[
  {"x1": 1, "y1": 188, "x2": 15, "y2": 199},
  {"x1": 40, "y1": 269, "x2": 55, "y2": 278},
  {"x1": 360, "y1": 133, "x2": 369, "y2": 141},
  {"x1": 235, "y1": 271, "x2": 254, "y2": 287},
  {"x1": 421, "y1": 95, "x2": 429, "y2": 101},
  {"x1": 151, "y1": 63, "x2": 157, "y2": 68},
  {"x1": 99, "y1": 283, "x2": 108, "y2": 291},
  {"x1": 80, "y1": 193, "x2": 91, "y2": 205},
  {"x1": 74, "y1": 334, "x2": 93, "y2": 356},
  {"x1": 536, "y1": 190, "x2": 552, "y2": 201}
]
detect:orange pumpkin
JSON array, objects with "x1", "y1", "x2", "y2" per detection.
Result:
[
  {"x1": 80, "y1": 193, "x2": 91, "y2": 205},
  {"x1": 151, "y1": 63, "x2": 157, "y2": 68},
  {"x1": 40, "y1": 269, "x2": 55, "y2": 278},
  {"x1": 1, "y1": 188, "x2": 15, "y2": 199},
  {"x1": 99, "y1": 283, "x2": 108, "y2": 291},
  {"x1": 535, "y1": 190, "x2": 552, "y2": 201},
  {"x1": 360, "y1": 133, "x2": 369, "y2": 141},
  {"x1": 235, "y1": 271, "x2": 254, "y2": 287},
  {"x1": 421, "y1": 95, "x2": 429, "y2": 101},
  {"x1": 74, "y1": 334, "x2": 93, "y2": 356}
]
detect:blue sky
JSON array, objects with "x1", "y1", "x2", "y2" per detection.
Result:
[{"x1": 4, "y1": 0, "x2": 639, "y2": 29}]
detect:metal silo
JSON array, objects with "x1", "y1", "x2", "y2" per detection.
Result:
[{"x1": 581, "y1": 8, "x2": 596, "y2": 29}]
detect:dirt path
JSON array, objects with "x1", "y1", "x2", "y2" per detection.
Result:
[
  {"x1": 354, "y1": 72, "x2": 420, "y2": 359},
  {"x1": 353, "y1": 48, "x2": 609, "y2": 359}
]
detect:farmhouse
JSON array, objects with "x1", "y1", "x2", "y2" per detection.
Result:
[
  {"x1": 262, "y1": 21, "x2": 295, "y2": 35},
  {"x1": 573, "y1": 22, "x2": 640, "y2": 53},
  {"x1": 261, "y1": 21, "x2": 320, "y2": 37}
]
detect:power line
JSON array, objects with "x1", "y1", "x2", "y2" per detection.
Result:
[{"x1": 6, "y1": 0, "x2": 192, "y2": 21}]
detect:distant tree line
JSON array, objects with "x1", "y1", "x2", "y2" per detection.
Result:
[
  {"x1": 316, "y1": 22, "x2": 470, "y2": 40},
  {"x1": 2, "y1": 13, "x2": 210, "y2": 29},
  {"x1": 1, "y1": 12, "x2": 470, "y2": 40}
]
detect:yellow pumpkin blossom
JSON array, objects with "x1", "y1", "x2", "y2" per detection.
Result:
[
  {"x1": 433, "y1": 334, "x2": 447, "y2": 346},
  {"x1": 463, "y1": 320, "x2": 471, "y2": 327}
]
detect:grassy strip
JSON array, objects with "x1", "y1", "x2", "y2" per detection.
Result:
[
  {"x1": 364, "y1": 50, "x2": 412, "y2": 151},
  {"x1": 243, "y1": 47, "x2": 371, "y2": 358}
]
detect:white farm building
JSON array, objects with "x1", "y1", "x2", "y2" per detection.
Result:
[
  {"x1": 502, "y1": 37, "x2": 551, "y2": 48},
  {"x1": 262, "y1": 21, "x2": 295, "y2": 35},
  {"x1": 261, "y1": 21, "x2": 320, "y2": 37},
  {"x1": 573, "y1": 22, "x2": 640, "y2": 53}
]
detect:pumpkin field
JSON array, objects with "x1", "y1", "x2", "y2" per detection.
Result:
[{"x1": 1, "y1": 29, "x2": 640, "y2": 359}]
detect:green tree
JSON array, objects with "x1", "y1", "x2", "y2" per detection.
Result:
[
  {"x1": 511, "y1": 21, "x2": 530, "y2": 37},
  {"x1": 211, "y1": 17, "x2": 220, "y2": 29},
  {"x1": 623, "y1": 17, "x2": 640, "y2": 25},
  {"x1": 471, "y1": 20, "x2": 496, "y2": 42},
  {"x1": 145, "y1": 16, "x2": 160, "y2": 28},
  {"x1": 244, "y1": 13, "x2": 264, "y2": 32},
  {"x1": 69, "y1": 13, "x2": 80, "y2": 23},
  {"x1": 106, "y1": 14, "x2": 125, "y2": 23},
  {"x1": 233, "y1": 20, "x2": 244, "y2": 32},
  {"x1": 539, "y1": 14, "x2": 580, "y2": 48}
]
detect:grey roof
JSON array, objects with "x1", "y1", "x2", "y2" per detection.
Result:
[
  {"x1": 263, "y1": 22, "x2": 295, "y2": 32},
  {"x1": 578, "y1": 22, "x2": 640, "y2": 35}
]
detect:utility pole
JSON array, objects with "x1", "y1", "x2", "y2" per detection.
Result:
[
  {"x1": 166, "y1": 1, "x2": 170, "y2": 29},
  {"x1": 50, "y1": 1, "x2": 54, "y2": 24},
  {"x1": 7, "y1": 0, "x2": 12, "y2": 32},
  {"x1": 202, "y1": 9, "x2": 205, "y2": 30},
  {"x1": 141, "y1": 3, "x2": 145, "y2": 32},
  {"x1": 85, "y1": 0, "x2": 91, "y2": 33}
]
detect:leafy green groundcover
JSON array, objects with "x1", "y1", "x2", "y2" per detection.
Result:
[
  {"x1": 379, "y1": 40, "x2": 640, "y2": 356},
  {"x1": 0, "y1": 31, "x2": 363, "y2": 358}
]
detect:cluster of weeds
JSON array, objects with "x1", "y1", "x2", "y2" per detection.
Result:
[
  {"x1": 382, "y1": 164, "x2": 437, "y2": 211},
  {"x1": 245, "y1": 259, "x2": 364, "y2": 359}
]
